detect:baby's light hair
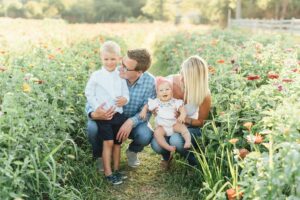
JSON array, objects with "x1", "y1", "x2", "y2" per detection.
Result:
[
  {"x1": 155, "y1": 76, "x2": 172, "y2": 91},
  {"x1": 100, "y1": 40, "x2": 121, "y2": 56}
]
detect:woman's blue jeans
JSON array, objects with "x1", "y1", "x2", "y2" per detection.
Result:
[{"x1": 151, "y1": 126, "x2": 201, "y2": 166}]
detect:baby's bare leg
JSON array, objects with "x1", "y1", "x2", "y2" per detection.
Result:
[
  {"x1": 154, "y1": 126, "x2": 176, "y2": 152},
  {"x1": 173, "y1": 122, "x2": 191, "y2": 149}
]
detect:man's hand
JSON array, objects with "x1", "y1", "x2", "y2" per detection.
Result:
[
  {"x1": 91, "y1": 103, "x2": 115, "y2": 120},
  {"x1": 115, "y1": 96, "x2": 128, "y2": 107},
  {"x1": 116, "y1": 119, "x2": 133, "y2": 142}
]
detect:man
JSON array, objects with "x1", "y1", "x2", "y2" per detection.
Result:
[{"x1": 86, "y1": 48, "x2": 156, "y2": 171}]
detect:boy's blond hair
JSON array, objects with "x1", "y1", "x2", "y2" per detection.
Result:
[
  {"x1": 100, "y1": 41, "x2": 121, "y2": 55},
  {"x1": 181, "y1": 55, "x2": 210, "y2": 106}
]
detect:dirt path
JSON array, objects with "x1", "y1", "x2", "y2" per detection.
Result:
[{"x1": 106, "y1": 146, "x2": 198, "y2": 200}]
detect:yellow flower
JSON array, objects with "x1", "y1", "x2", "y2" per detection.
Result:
[
  {"x1": 229, "y1": 138, "x2": 239, "y2": 144},
  {"x1": 22, "y1": 83, "x2": 31, "y2": 93}
]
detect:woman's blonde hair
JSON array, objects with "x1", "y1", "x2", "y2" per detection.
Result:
[{"x1": 181, "y1": 55, "x2": 210, "y2": 106}]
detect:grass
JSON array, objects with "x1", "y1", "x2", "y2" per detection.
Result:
[{"x1": 67, "y1": 144, "x2": 201, "y2": 200}]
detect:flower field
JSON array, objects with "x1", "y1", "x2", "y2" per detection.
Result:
[
  {"x1": 152, "y1": 30, "x2": 300, "y2": 199},
  {"x1": 0, "y1": 19, "x2": 299, "y2": 199}
]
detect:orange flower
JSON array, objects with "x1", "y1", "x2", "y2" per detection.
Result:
[
  {"x1": 208, "y1": 66, "x2": 216, "y2": 74},
  {"x1": 254, "y1": 133, "x2": 263, "y2": 144},
  {"x1": 211, "y1": 39, "x2": 218, "y2": 46},
  {"x1": 243, "y1": 122, "x2": 253, "y2": 131},
  {"x1": 22, "y1": 83, "x2": 31, "y2": 93},
  {"x1": 217, "y1": 59, "x2": 225, "y2": 64},
  {"x1": 229, "y1": 138, "x2": 239, "y2": 144},
  {"x1": 48, "y1": 54, "x2": 55, "y2": 60},
  {"x1": 226, "y1": 187, "x2": 243, "y2": 200}
]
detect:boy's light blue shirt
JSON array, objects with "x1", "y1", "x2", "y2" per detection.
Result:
[{"x1": 86, "y1": 72, "x2": 156, "y2": 128}]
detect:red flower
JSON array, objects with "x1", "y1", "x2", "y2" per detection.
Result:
[
  {"x1": 291, "y1": 68, "x2": 298, "y2": 73},
  {"x1": 267, "y1": 72, "x2": 279, "y2": 79},
  {"x1": 247, "y1": 75, "x2": 260, "y2": 81},
  {"x1": 239, "y1": 149, "x2": 249, "y2": 159},
  {"x1": 282, "y1": 78, "x2": 293, "y2": 83},
  {"x1": 277, "y1": 85, "x2": 283, "y2": 91},
  {"x1": 217, "y1": 59, "x2": 225, "y2": 64}
]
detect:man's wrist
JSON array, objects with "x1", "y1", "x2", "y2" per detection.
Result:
[{"x1": 88, "y1": 111, "x2": 93, "y2": 119}]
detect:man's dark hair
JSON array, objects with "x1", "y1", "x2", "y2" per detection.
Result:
[{"x1": 127, "y1": 49, "x2": 151, "y2": 72}]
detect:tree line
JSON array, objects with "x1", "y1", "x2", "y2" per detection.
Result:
[{"x1": 0, "y1": 0, "x2": 299, "y2": 24}]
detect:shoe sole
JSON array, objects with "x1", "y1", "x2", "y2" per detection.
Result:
[{"x1": 112, "y1": 181, "x2": 123, "y2": 185}]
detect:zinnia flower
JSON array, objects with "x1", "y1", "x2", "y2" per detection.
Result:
[
  {"x1": 243, "y1": 122, "x2": 253, "y2": 131},
  {"x1": 208, "y1": 66, "x2": 216, "y2": 74},
  {"x1": 22, "y1": 83, "x2": 31, "y2": 93},
  {"x1": 217, "y1": 59, "x2": 225, "y2": 64},
  {"x1": 254, "y1": 133, "x2": 263, "y2": 144},
  {"x1": 0, "y1": 66, "x2": 7, "y2": 72},
  {"x1": 247, "y1": 75, "x2": 260, "y2": 80},
  {"x1": 229, "y1": 138, "x2": 239, "y2": 144},
  {"x1": 282, "y1": 78, "x2": 293, "y2": 83},
  {"x1": 267, "y1": 72, "x2": 279, "y2": 79},
  {"x1": 239, "y1": 148, "x2": 249, "y2": 159}
]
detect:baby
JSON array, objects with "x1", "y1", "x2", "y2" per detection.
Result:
[{"x1": 139, "y1": 77, "x2": 191, "y2": 152}]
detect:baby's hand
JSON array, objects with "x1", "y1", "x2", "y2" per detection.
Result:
[
  {"x1": 115, "y1": 96, "x2": 127, "y2": 107},
  {"x1": 151, "y1": 107, "x2": 159, "y2": 117}
]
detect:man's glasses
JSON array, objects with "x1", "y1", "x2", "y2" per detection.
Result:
[{"x1": 119, "y1": 61, "x2": 136, "y2": 72}]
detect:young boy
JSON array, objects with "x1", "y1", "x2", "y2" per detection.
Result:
[{"x1": 85, "y1": 41, "x2": 129, "y2": 185}]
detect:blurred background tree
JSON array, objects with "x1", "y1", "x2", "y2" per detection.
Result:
[{"x1": 0, "y1": 0, "x2": 299, "y2": 24}]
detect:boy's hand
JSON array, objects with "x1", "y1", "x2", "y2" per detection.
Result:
[
  {"x1": 92, "y1": 103, "x2": 115, "y2": 120},
  {"x1": 115, "y1": 96, "x2": 127, "y2": 107}
]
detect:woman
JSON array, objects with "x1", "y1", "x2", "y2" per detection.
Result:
[{"x1": 151, "y1": 55, "x2": 212, "y2": 168}]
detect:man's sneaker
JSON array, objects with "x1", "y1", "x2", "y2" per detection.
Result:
[
  {"x1": 126, "y1": 149, "x2": 140, "y2": 167},
  {"x1": 114, "y1": 170, "x2": 128, "y2": 180},
  {"x1": 96, "y1": 157, "x2": 104, "y2": 172},
  {"x1": 105, "y1": 174, "x2": 123, "y2": 185}
]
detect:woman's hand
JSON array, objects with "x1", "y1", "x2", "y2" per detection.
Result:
[
  {"x1": 115, "y1": 96, "x2": 127, "y2": 107},
  {"x1": 91, "y1": 103, "x2": 115, "y2": 120},
  {"x1": 177, "y1": 114, "x2": 185, "y2": 124}
]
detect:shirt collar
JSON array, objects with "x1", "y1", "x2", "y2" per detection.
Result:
[{"x1": 127, "y1": 72, "x2": 145, "y2": 87}]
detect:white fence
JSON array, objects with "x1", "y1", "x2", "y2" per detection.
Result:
[{"x1": 228, "y1": 18, "x2": 300, "y2": 34}]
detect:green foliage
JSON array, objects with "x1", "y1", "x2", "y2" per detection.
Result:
[
  {"x1": 151, "y1": 29, "x2": 300, "y2": 198},
  {"x1": 0, "y1": 34, "x2": 127, "y2": 199}
]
